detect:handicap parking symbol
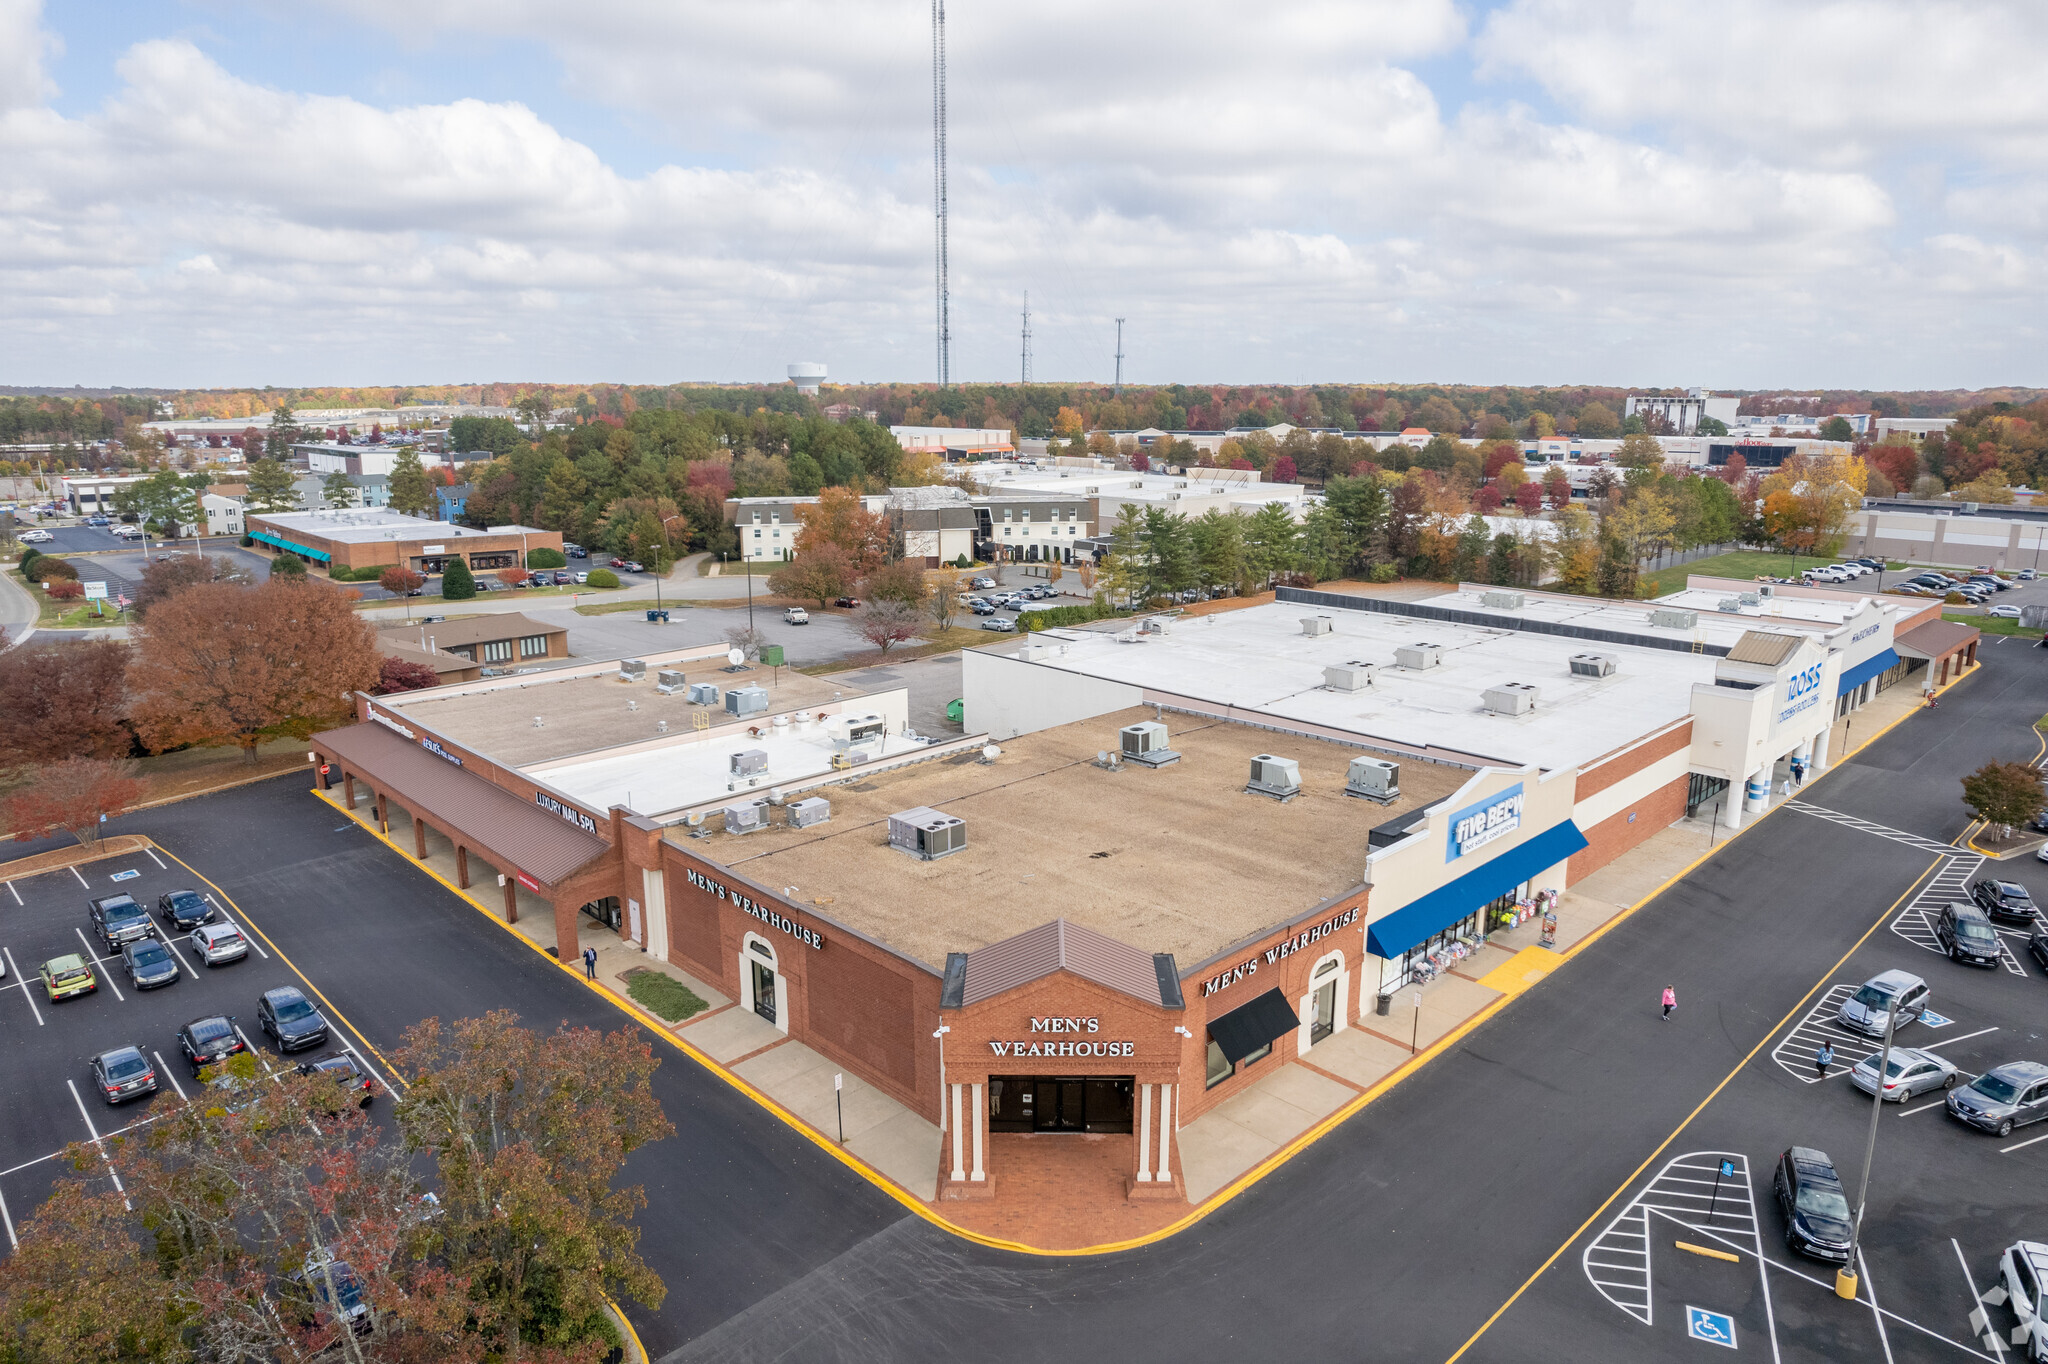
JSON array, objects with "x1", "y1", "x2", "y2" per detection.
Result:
[
  {"x1": 1920, "y1": 1010, "x2": 1952, "y2": 1028},
  {"x1": 1686, "y1": 1306, "x2": 1737, "y2": 1349}
]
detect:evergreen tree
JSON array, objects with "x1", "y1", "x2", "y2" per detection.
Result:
[
  {"x1": 263, "y1": 402, "x2": 300, "y2": 462},
  {"x1": 1099, "y1": 504, "x2": 1146, "y2": 606},
  {"x1": 268, "y1": 552, "x2": 306, "y2": 579},
  {"x1": 243, "y1": 458, "x2": 302, "y2": 513},
  {"x1": 1245, "y1": 502, "x2": 1300, "y2": 585},
  {"x1": 387, "y1": 446, "x2": 434, "y2": 516},
  {"x1": 1141, "y1": 505, "x2": 1196, "y2": 598},
  {"x1": 321, "y1": 470, "x2": 358, "y2": 509},
  {"x1": 1323, "y1": 473, "x2": 1391, "y2": 572},
  {"x1": 1191, "y1": 509, "x2": 1248, "y2": 592},
  {"x1": 1296, "y1": 503, "x2": 1348, "y2": 581},
  {"x1": 440, "y1": 555, "x2": 476, "y2": 600}
]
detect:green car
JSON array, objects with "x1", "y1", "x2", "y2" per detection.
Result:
[{"x1": 40, "y1": 953, "x2": 98, "y2": 1002}]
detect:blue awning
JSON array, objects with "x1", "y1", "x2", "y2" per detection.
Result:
[
  {"x1": 1366, "y1": 819, "x2": 1590, "y2": 960},
  {"x1": 249, "y1": 528, "x2": 331, "y2": 563},
  {"x1": 1836, "y1": 647, "x2": 1899, "y2": 696}
]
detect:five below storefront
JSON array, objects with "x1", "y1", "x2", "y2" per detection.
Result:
[{"x1": 1358, "y1": 766, "x2": 1587, "y2": 1004}]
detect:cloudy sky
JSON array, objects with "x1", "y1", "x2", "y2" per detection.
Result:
[{"x1": 2, "y1": 0, "x2": 2043, "y2": 390}]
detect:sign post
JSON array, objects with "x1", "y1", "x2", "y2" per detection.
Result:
[
  {"x1": 835, "y1": 1072, "x2": 844, "y2": 1144},
  {"x1": 1707, "y1": 1157, "x2": 1735, "y2": 1224},
  {"x1": 1411, "y1": 990, "x2": 1422, "y2": 1055}
]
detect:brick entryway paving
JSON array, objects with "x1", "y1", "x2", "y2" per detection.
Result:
[{"x1": 935, "y1": 1133, "x2": 1189, "y2": 1249}]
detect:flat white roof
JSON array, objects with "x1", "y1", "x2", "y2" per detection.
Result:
[
  {"x1": 1411, "y1": 585, "x2": 1885, "y2": 649},
  {"x1": 1015, "y1": 600, "x2": 1714, "y2": 771},
  {"x1": 1654, "y1": 587, "x2": 1895, "y2": 628},
  {"x1": 249, "y1": 509, "x2": 530, "y2": 544}
]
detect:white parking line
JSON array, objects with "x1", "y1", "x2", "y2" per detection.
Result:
[
  {"x1": 1998, "y1": 1128, "x2": 2048, "y2": 1154},
  {"x1": 1861, "y1": 1247, "x2": 1898, "y2": 1364},
  {"x1": 69, "y1": 866, "x2": 88, "y2": 888},
  {"x1": 5, "y1": 880, "x2": 20, "y2": 906},
  {"x1": 0, "y1": 1187, "x2": 13, "y2": 1248},
  {"x1": 65, "y1": 1079, "x2": 127, "y2": 1199},
  {"x1": 4, "y1": 948, "x2": 43, "y2": 1026},
  {"x1": 1924, "y1": 1026, "x2": 2001, "y2": 1053},
  {"x1": 1954, "y1": 1238, "x2": 2007, "y2": 1360},
  {"x1": 234, "y1": 1025, "x2": 276, "y2": 1078},
  {"x1": 144, "y1": 848, "x2": 166, "y2": 870},
  {"x1": 153, "y1": 1052, "x2": 187, "y2": 1102},
  {"x1": 206, "y1": 897, "x2": 268, "y2": 958},
  {"x1": 336, "y1": 1037, "x2": 405, "y2": 1094},
  {"x1": 164, "y1": 933, "x2": 201, "y2": 975},
  {"x1": 74, "y1": 928, "x2": 123, "y2": 1000}
]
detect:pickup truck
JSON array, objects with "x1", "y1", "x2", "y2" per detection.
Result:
[
  {"x1": 783, "y1": 607, "x2": 810, "y2": 625},
  {"x1": 89, "y1": 894, "x2": 155, "y2": 951}
]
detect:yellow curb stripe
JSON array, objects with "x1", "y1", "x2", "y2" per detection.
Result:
[
  {"x1": 1443, "y1": 853, "x2": 1945, "y2": 1363},
  {"x1": 1676, "y1": 1240, "x2": 1741, "y2": 1263}
]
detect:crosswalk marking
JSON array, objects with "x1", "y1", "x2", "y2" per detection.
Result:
[
  {"x1": 1784, "y1": 801, "x2": 1965, "y2": 856},
  {"x1": 1770, "y1": 984, "x2": 1882, "y2": 1084},
  {"x1": 1888, "y1": 853, "x2": 2029, "y2": 976},
  {"x1": 1583, "y1": 1152, "x2": 1759, "y2": 1327}
]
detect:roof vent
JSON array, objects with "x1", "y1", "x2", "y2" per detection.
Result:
[
  {"x1": 1483, "y1": 682, "x2": 1540, "y2": 715},
  {"x1": 655, "y1": 669, "x2": 687, "y2": 694},
  {"x1": 1119, "y1": 721, "x2": 1180, "y2": 767},
  {"x1": 788, "y1": 796, "x2": 831, "y2": 828},
  {"x1": 1481, "y1": 591, "x2": 1524, "y2": 610},
  {"x1": 618, "y1": 658, "x2": 646, "y2": 682},
  {"x1": 1344, "y1": 756, "x2": 1401, "y2": 803},
  {"x1": 1394, "y1": 642, "x2": 1443, "y2": 670},
  {"x1": 888, "y1": 806, "x2": 967, "y2": 860},
  {"x1": 1301, "y1": 616, "x2": 1333, "y2": 637},
  {"x1": 1649, "y1": 608, "x2": 1696, "y2": 629},
  {"x1": 1245, "y1": 754, "x2": 1302, "y2": 802},
  {"x1": 1569, "y1": 652, "x2": 1615, "y2": 678},
  {"x1": 1324, "y1": 662, "x2": 1374, "y2": 692},
  {"x1": 722, "y1": 800, "x2": 769, "y2": 835}
]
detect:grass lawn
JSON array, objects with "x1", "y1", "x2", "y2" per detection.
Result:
[
  {"x1": 1636, "y1": 550, "x2": 1910, "y2": 597},
  {"x1": 797, "y1": 626, "x2": 1000, "y2": 674},
  {"x1": 625, "y1": 969, "x2": 709, "y2": 1022},
  {"x1": 8, "y1": 570, "x2": 128, "y2": 627},
  {"x1": 572, "y1": 595, "x2": 769, "y2": 616},
  {"x1": 1947, "y1": 611, "x2": 2042, "y2": 639}
]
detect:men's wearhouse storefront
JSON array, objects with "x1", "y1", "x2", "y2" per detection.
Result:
[{"x1": 1359, "y1": 767, "x2": 1587, "y2": 1000}]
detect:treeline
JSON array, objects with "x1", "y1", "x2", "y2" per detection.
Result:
[{"x1": 0, "y1": 394, "x2": 155, "y2": 444}]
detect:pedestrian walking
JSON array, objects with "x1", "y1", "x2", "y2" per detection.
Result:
[
  {"x1": 1791, "y1": 757, "x2": 1806, "y2": 786},
  {"x1": 1661, "y1": 985, "x2": 1677, "y2": 1021},
  {"x1": 1815, "y1": 1040, "x2": 1834, "y2": 1079},
  {"x1": 582, "y1": 945, "x2": 597, "y2": 980}
]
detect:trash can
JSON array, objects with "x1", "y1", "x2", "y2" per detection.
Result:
[
  {"x1": 646, "y1": 609, "x2": 670, "y2": 623},
  {"x1": 946, "y1": 698, "x2": 964, "y2": 724},
  {"x1": 1375, "y1": 992, "x2": 1393, "y2": 1017}
]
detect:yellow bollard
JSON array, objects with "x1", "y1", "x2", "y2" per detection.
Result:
[{"x1": 1835, "y1": 1267, "x2": 1859, "y2": 1300}]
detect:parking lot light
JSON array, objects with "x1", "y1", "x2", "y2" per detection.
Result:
[{"x1": 1837, "y1": 1004, "x2": 1898, "y2": 1300}]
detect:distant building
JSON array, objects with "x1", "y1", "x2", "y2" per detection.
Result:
[
  {"x1": 436, "y1": 483, "x2": 474, "y2": 522},
  {"x1": 60, "y1": 474, "x2": 148, "y2": 515},
  {"x1": 377, "y1": 612, "x2": 570, "y2": 671},
  {"x1": 889, "y1": 426, "x2": 1014, "y2": 457},
  {"x1": 178, "y1": 493, "x2": 245, "y2": 539},
  {"x1": 1873, "y1": 418, "x2": 1955, "y2": 441},
  {"x1": 244, "y1": 507, "x2": 558, "y2": 575},
  {"x1": 1624, "y1": 390, "x2": 1740, "y2": 434}
]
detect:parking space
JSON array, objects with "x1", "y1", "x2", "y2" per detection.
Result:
[{"x1": 0, "y1": 850, "x2": 392, "y2": 1252}]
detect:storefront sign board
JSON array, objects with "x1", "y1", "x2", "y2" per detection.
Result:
[
  {"x1": 1447, "y1": 784, "x2": 1524, "y2": 861},
  {"x1": 681, "y1": 865, "x2": 824, "y2": 949},
  {"x1": 535, "y1": 790, "x2": 600, "y2": 834},
  {"x1": 1199, "y1": 905, "x2": 1361, "y2": 996}
]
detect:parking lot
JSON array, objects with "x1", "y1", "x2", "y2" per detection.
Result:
[{"x1": 0, "y1": 847, "x2": 396, "y2": 1247}]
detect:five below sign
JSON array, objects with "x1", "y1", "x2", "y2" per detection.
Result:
[{"x1": 1448, "y1": 783, "x2": 1523, "y2": 861}]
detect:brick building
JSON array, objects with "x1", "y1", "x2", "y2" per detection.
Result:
[{"x1": 246, "y1": 508, "x2": 559, "y2": 575}]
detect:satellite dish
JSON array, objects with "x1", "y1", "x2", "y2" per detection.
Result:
[{"x1": 727, "y1": 646, "x2": 746, "y2": 667}]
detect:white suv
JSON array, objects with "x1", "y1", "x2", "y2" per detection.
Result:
[{"x1": 2002, "y1": 1241, "x2": 2048, "y2": 1361}]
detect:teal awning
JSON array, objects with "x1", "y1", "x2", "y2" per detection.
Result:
[
  {"x1": 1366, "y1": 820, "x2": 1589, "y2": 959},
  {"x1": 250, "y1": 528, "x2": 331, "y2": 563},
  {"x1": 1837, "y1": 647, "x2": 1899, "y2": 696}
]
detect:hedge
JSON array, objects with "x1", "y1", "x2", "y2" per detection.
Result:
[
  {"x1": 327, "y1": 564, "x2": 375, "y2": 582},
  {"x1": 19, "y1": 547, "x2": 40, "y2": 573},
  {"x1": 269, "y1": 554, "x2": 306, "y2": 579},
  {"x1": 584, "y1": 567, "x2": 619, "y2": 589},
  {"x1": 1015, "y1": 600, "x2": 1129, "y2": 632},
  {"x1": 25, "y1": 555, "x2": 77, "y2": 583},
  {"x1": 527, "y1": 547, "x2": 567, "y2": 569}
]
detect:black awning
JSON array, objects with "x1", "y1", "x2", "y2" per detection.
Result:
[{"x1": 1208, "y1": 988, "x2": 1299, "y2": 1064}]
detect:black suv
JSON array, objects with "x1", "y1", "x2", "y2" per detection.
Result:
[
  {"x1": 1971, "y1": 877, "x2": 2039, "y2": 925},
  {"x1": 157, "y1": 888, "x2": 214, "y2": 930},
  {"x1": 89, "y1": 894, "x2": 155, "y2": 952},
  {"x1": 177, "y1": 1015, "x2": 246, "y2": 1072},
  {"x1": 1936, "y1": 901, "x2": 2004, "y2": 967},
  {"x1": 258, "y1": 986, "x2": 329, "y2": 1053},
  {"x1": 1774, "y1": 1147, "x2": 1853, "y2": 1262}
]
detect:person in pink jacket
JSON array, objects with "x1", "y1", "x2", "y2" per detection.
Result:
[{"x1": 1661, "y1": 985, "x2": 1677, "y2": 1020}]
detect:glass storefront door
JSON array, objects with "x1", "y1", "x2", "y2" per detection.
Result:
[
  {"x1": 750, "y1": 960, "x2": 777, "y2": 1025},
  {"x1": 1311, "y1": 978, "x2": 1337, "y2": 1045},
  {"x1": 987, "y1": 1076, "x2": 1135, "y2": 1133}
]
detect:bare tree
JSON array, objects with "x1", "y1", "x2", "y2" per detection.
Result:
[{"x1": 854, "y1": 599, "x2": 922, "y2": 656}]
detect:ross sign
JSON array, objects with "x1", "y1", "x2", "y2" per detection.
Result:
[
  {"x1": 515, "y1": 871, "x2": 542, "y2": 892},
  {"x1": 535, "y1": 790, "x2": 599, "y2": 834},
  {"x1": 1447, "y1": 784, "x2": 1525, "y2": 861},
  {"x1": 109, "y1": 869, "x2": 140, "y2": 882},
  {"x1": 1201, "y1": 905, "x2": 1361, "y2": 995},
  {"x1": 1776, "y1": 662, "x2": 1824, "y2": 727},
  {"x1": 419, "y1": 737, "x2": 463, "y2": 767},
  {"x1": 83, "y1": 580, "x2": 108, "y2": 600},
  {"x1": 681, "y1": 865, "x2": 823, "y2": 948},
  {"x1": 1685, "y1": 1307, "x2": 1736, "y2": 1349},
  {"x1": 989, "y1": 1018, "x2": 1135, "y2": 1058}
]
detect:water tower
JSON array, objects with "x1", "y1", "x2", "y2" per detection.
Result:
[{"x1": 787, "y1": 363, "x2": 827, "y2": 396}]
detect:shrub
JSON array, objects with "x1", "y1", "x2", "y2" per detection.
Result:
[
  {"x1": 584, "y1": 567, "x2": 619, "y2": 589},
  {"x1": 47, "y1": 579, "x2": 85, "y2": 600},
  {"x1": 25, "y1": 555, "x2": 77, "y2": 583},
  {"x1": 526, "y1": 547, "x2": 567, "y2": 569},
  {"x1": 497, "y1": 565, "x2": 530, "y2": 589},
  {"x1": 239, "y1": 535, "x2": 253, "y2": 548},
  {"x1": 1943, "y1": 590, "x2": 1966, "y2": 605},
  {"x1": 376, "y1": 657, "x2": 442, "y2": 694},
  {"x1": 441, "y1": 556, "x2": 476, "y2": 600},
  {"x1": 953, "y1": 554, "x2": 971, "y2": 569},
  {"x1": 1368, "y1": 563, "x2": 1399, "y2": 583},
  {"x1": 379, "y1": 565, "x2": 425, "y2": 596},
  {"x1": 18, "y1": 547, "x2": 40, "y2": 574},
  {"x1": 1015, "y1": 601, "x2": 1130, "y2": 632},
  {"x1": 268, "y1": 553, "x2": 306, "y2": 579}
]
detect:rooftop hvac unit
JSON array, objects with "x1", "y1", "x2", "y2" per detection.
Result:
[
  {"x1": 1119, "y1": 721, "x2": 1180, "y2": 768},
  {"x1": 827, "y1": 713, "x2": 887, "y2": 747},
  {"x1": 1246, "y1": 754, "x2": 1302, "y2": 801},
  {"x1": 1344, "y1": 756, "x2": 1401, "y2": 803},
  {"x1": 829, "y1": 750, "x2": 873, "y2": 770},
  {"x1": 1716, "y1": 596, "x2": 1744, "y2": 613},
  {"x1": 722, "y1": 800, "x2": 769, "y2": 835},
  {"x1": 687, "y1": 682, "x2": 720, "y2": 706},
  {"x1": 1301, "y1": 616, "x2": 1334, "y2": 637},
  {"x1": 1738, "y1": 592, "x2": 1761, "y2": 606},
  {"x1": 730, "y1": 749, "x2": 769, "y2": 777},
  {"x1": 888, "y1": 806, "x2": 967, "y2": 860},
  {"x1": 1481, "y1": 591, "x2": 1524, "y2": 610},
  {"x1": 1324, "y1": 662, "x2": 1373, "y2": 692},
  {"x1": 618, "y1": 658, "x2": 647, "y2": 682},
  {"x1": 1141, "y1": 616, "x2": 1169, "y2": 635},
  {"x1": 1483, "y1": 682, "x2": 1540, "y2": 715},
  {"x1": 1649, "y1": 609, "x2": 1696, "y2": 630},
  {"x1": 655, "y1": 669, "x2": 687, "y2": 694},
  {"x1": 788, "y1": 796, "x2": 831, "y2": 829},
  {"x1": 725, "y1": 686, "x2": 769, "y2": 717},
  {"x1": 1394, "y1": 642, "x2": 1443, "y2": 671},
  {"x1": 1756, "y1": 585, "x2": 1774, "y2": 598},
  {"x1": 1569, "y1": 652, "x2": 1616, "y2": 678}
]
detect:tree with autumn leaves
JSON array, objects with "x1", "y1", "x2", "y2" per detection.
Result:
[{"x1": 0, "y1": 1012, "x2": 669, "y2": 1364}]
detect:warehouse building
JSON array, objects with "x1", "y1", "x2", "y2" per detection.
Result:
[{"x1": 245, "y1": 508, "x2": 559, "y2": 575}]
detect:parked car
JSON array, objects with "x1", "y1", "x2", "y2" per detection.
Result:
[
  {"x1": 620, "y1": 560, "x2": 645, "y2": 573},
  {"x1": 609, "y1": 557, "x2": 629, "y2": 569},
  {"x1": 1971, "y1": 876, "x2": 2039, "y2": 924},
  {"x1": 39, "y1": 953, "x2": 97, "y2": 1002},
  {"x1": 123, "y1": 938, "x2": 181, "y2": 990},
  {"x1": 18, "y1": 528, "x2": 51, "y2": 542},
  {"x1": 158, "y1": 888, "x2": 214, "y2": 930},
  {"x1": 834, "y1": 596, "x2": 861, "y2": 609},
  {"x1": 113, "y1": 524, "x2": 142, "y2": 539},
  {"x1": 981, "y1": 617, "x2": 1017, "y2": 632},
  {"x1": 1991, "y1": 604, "x2": 2024, "y2": 619},
  {"x1": 89, "y1": 893, "x2": 155, "y2": 952},
  {"x1": 1947, "y1": 1060, "x2": 2048, "y2": 1137},
  {"x1": 1835, "y1": 969, "x2": 1928, "y2": 1037},
  {"x1": 289, "y1": 1253, "x2": 372, "y2": 1336},
  {"x1": 89, "y1": 1046, "x2": 159, "y2": 1106},
  {"x1": 194, "y1": 921, "x2": 250, "y2": 966},
  {"x1": 258, "y1": 986, "x2": 330, "y2": 1052},
  {"x1": 1854, "y1": 557, "x2": 1886, "y2": 569},
  {"x1": 1935, "y1": 901, "x2": 2004, "y2": 966},
  {"x1": 1848, "y1": 1046, "x2": 1959, "y2": 1102},
  {"x1": 1773, "y1": 1146, "x2": 1854, "y2": 1262},
  {"x1": 970, "y1": 600, "x2": 997, "y2": 615},
  {"x1": 2032, "y1": 921, "x2": 2048, "y2": 970},
  {"x1": 572, "y1": 571, "x2": 589, "y2": 584},
  {"x1": 1968, "y1": 575, "x2": 2011, "y2": 592},
  {"x1": 2021, "y1": 568, "x2": 2040, "y2": 581},
  {"x1": 1999, "y1": 1241, "x2": 2048, "y2": 1363},
  {"x1": 783, "y1": 607, "x2": 810, "y2": 625},
  {"x1": 86, "y1": 515, "x2": 109, "y2": 527},
  {"x1": 177, "y1": 1014, "x2": 247, "y2": 1072},
  {"x1": 296, "y1": 1054, "x2": 378, "y2": 1110},
  {"x1": 566, "y1": 545, "x2": 589, "y2": 558},
  {"x1": 971, "y1": 576, "x2": 997, "y2": 589},
  {"x1": 550, "y1": 570, "x2": 574, "y2": 586}
]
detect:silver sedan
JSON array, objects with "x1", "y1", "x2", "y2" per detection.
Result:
[{"x1": 1848, "y1": 1046, "x2": 1960, "y2": 1102}]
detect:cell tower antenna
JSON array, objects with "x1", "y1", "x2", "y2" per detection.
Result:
[
  {"x1": 1021, "y1": 292, "x2": 1032, "y2": 385},
  {"x1": 1114, "y1": 318, "x2": 1126, "y2": 394},
  {"x1": 932, "y1": 0, "x2": 950, "y2": 387}
]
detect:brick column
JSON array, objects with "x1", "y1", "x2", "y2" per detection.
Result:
[
  {"x1": 970, "y1": 1083, "x2": 985, "y2": 1183},
  {"x1": 502, "y1": 876, "x2": 519, "y2": 924},
  {"x1": 456, "y1": 846, "x2": 469, "y2": 889},
  {"x1": 1136, "y1": 1083, "x2": 1154, "y2": 1182},
  {"x1": 342, "y1": 773, "x2": 355, "y2": 808},
  {"x1": 949, "y1": 1084, "x2": 967, "y2": 1182},
  {"x1": 552, "y1": 894, "x2": 581, "y2": 971},
  {"x1": 375, "y1": 794, "x2": 388, "y2": 834},
  {"x1": 413, "y1": 815, "x2": 427, "y2": 860}
]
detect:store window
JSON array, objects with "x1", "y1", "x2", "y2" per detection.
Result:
[
  {"x1": 518, "y1": 635, "x2": 547, "y2": 658},
  {"x1": 1205, "y1": 1034, "x2": 1273, "y2": 1088},
  {"x1": 482, "y1": 640, "x2": 513, "y2": 663},
  {"x1": 470, "y1": 552, "x2": 515, "y2": 570}
]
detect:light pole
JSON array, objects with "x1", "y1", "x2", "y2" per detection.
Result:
[
  {"x1": 1837, "y1": 1004, "x2": 1898, "y2": 1300},
  {"x1": 657, "y1": 513, "x2": 689, "y2": 619},
  {"x1": 932, "y1": 1024, "x2": 950, "y2": 1131}
]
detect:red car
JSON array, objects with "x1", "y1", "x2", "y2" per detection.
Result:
[
  {"x1": 835, "y1": 596, "x2": 862, "y2": 609},
  {"x1": 609, "y1": 557, "x2": 629, "y2": 569}
]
